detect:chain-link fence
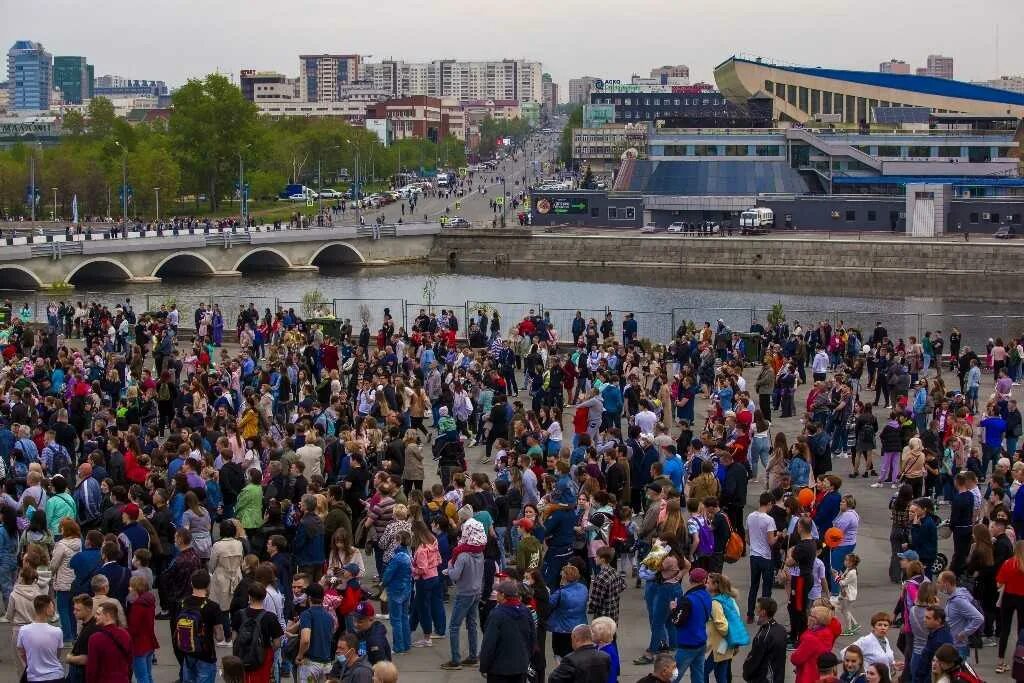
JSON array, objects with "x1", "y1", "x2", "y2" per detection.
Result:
[
  {"x1": 467, "y1": 301, "x2": 541, "y2": 336},
  {"x1": 334, "y1": 298, "x2": 406, "y2": 330}
]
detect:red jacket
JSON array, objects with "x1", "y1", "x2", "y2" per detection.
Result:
[
  {"x1": 124, "y1": 450, "x2": 149, "y2": 485},
  {"x1": 86, "y1": 624, "x2": 133, "y2": 683},
  {"x1": 126, "y1": 591, "x2": 159, "y2": 655},
  {"x1": 790, "y1": 626, "x2": 836, "y2": 683}
]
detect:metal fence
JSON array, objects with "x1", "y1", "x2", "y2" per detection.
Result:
[{"x1": 6, "y1": 289, "x2": 1024, "y2": 351}]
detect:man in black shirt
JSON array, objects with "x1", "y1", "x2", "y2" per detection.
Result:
[
  {"x1": 787, "y1": 517, "x2": 817, "y2": 643},
  {"x1": 703, "y1": 497, "x2": 731, "y2": 574},
  {"x1": 66, "y1": 595, "x2": 100, "y2": 683},
  {"x1": 177, "y1": 570, "x2": 224, "y2": 683},
  {"x1": 231, "y1": 584, "x2": 283, "y2": 676}
]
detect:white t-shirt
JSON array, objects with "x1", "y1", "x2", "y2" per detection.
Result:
[
  {"x1": 17, "y1": 621, "x2": 64, "y2": 681},
  {"x1": 746, "y1": 510, "x2": 777, "y2": 560}
]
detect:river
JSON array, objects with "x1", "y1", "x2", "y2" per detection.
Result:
[{"x1": 4, "y1": 262, "x2": 1021, "y2": 348}]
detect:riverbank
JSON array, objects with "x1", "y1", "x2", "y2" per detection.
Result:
[{"x1": 433, "y1": 228, "x2": 1024, "y2": 278}]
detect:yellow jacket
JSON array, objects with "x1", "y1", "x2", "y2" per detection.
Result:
[{"x1": 239, "y1": 408, "x2": 260, "y2": 441}]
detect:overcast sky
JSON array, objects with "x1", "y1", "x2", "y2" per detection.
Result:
[{"x1": 5, "y1": 0, "x2": 1023, "y2": 92}]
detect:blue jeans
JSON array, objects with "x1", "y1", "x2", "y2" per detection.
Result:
[
  {"x1": 674, "y1": 646, "x2": 706, "y2": 683},
  {"x1": 448, "y1": 594, "x2": 479, "y2": 663},
  {"x1": 182, "y1": 656, "x2": 217, "y2": 683},
  {"x1": 55, "y1": 590, "x2": 76, "y2": 641},
  {"x1": 645, "y1": 580, "x2": 668, "y2": 653},
  {"x1": 830, "y1": 545, "x2": 855, "y2": 595},
  {"x1": 414, "y1": 576, "x2": 446, "y2": 637},
  {"x1": 749, "y1": 436, "x2": 770, "y2": 478},
  {"x1": 543, "y1": 545, "x2": 572, "y2": 590},
  {"x1": 747, "y1": 556, "x2": 774, "y2": 618},
  {"x1": 389, "y1": 589, "x2": 411, "y2": 652},
  {"x1": 705, "y1": 655, "x2": 731, "y2": 683},
  {"x1": 133, "y1": 653, "x2": 154, "y2": 683},
  {"x1": 494, "y1": 527, "x2": 508, "y2": 568}
]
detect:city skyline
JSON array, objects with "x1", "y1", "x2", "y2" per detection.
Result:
[{"x1": 3, "y1": 0, "x2": 1022, "y2": 92}]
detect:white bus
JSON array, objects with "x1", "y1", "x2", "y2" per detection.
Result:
[{"x1": 739, "y1": 207, "x2": 774, "y2": 233}]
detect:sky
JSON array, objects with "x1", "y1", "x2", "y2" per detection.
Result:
[{"x1": 4, "y1": 0, "x2": 1023, "y2": 93}]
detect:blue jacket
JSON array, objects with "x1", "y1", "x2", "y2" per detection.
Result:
[
  {"x1": 97, "y1": 561, "x2": 131, "y2": 603},
  {"x1": 674, "y1": 585, "x2": 712, "y2": 648},
  {"x1": 117, "y1": 522, "x2": 150, "y2": 560},
  {"x1": 548, "y1": 581, "x2": 588, "y2": 634},
  {"x1": 601, "y1": 384, "x2": 623, "y2": 414},
  {"x1": 69, "y1": 547, "x2": 102, "y2": 595},
  {"x1": 544, "y1": 508, "x2": 576, "y2": 548},
  {"x1": 293, "y1": 513, "x2": 326, "y2": 567},
  {"x1": 914, "y1": 626, "x2": 953, "y2": 683},
  {"x1": 813, "y1": 491, "x2": 840, "y2": 534},
  {"x1": 910, "y1": 514, "x2": 939, "y2": 562},
  {"x1": 73, "y1": 477, "x2": 102, "y2": 523},
  {"x1": 381, "y1": 546, "x2": 412, "y2": 596}
]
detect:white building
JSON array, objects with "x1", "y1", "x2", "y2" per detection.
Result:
[
  {"x1": 361, "y1": 59, "x2": 542, "y2": 102},
  {"x1": 299, "y1": 54, "x2": 363, "y2": 102},
  {"x1": 972, "y1": 75, "x2": 1024, "y2": 95}
]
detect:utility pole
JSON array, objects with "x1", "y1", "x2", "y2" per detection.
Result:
[
  {"x1": 29, "y1": 153, "x2": 35, "y2": 221},
  {"x1": 238, "y1": 153, "x2": 246, "y2": 228},
  {"x1": 317, "y1": 156, "x2": 323, "y2": 214},
  {"x1": 52, "y1": 187, "x2": 57, "y2": 221},
  {"x1": 122, "y1": 153, "x2": 128, "y2": 222},
  {"x1": 154, "y1": 187, "x2": 160, "y2": 222}
]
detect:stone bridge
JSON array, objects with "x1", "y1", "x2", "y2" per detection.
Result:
[{"x1": 0, "y1": 224, "x2": 439, "y2": 289}]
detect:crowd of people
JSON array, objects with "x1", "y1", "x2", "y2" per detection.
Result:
[{"x1": 0, "y1": 296, "x2": 1021, "y2": 683}]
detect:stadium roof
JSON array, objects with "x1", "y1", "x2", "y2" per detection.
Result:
[{"x1": 722, "y1": 57, "x2": 1024, "y2": 107}]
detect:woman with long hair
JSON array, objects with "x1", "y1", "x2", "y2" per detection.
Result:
[
  {"x1": 410, "y1": 520, "x2": 445, "y2": 646},
  {"x1": 326, "y1": 526, "x2": 365, "y2": 579},
  {"x1": 965, "y1": 523, "x2": 997, "y2": 642},
  {"x1": 766, "y1": 432, "x2": 790, "y2": 491},
  {"x1": 995, "y1": 540, "x2": 1024, "y2": 673},
  {"x1": 181, "y1": 491, "x2": 213, "y2": 561},
  {"x1": 888, "y1": 484, "x2": 914, "y2": 583},
  {"x1": 706, "y1": 572, "x2": 745, "y2": 683}
]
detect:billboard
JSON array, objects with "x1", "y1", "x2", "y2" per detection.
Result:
[
  {"x1": 365, "y1": 118, "x2": 390, "y2": 147},
  {"x1": 584, "y1": 104, "x2": 616, "y2": 127},
  {"x1": 534, "y1": 196, "x2": 588, "y2": 215}
]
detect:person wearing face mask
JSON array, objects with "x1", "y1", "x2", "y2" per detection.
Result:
[
  {"x1": 329, "y1": 632, "x2": 373, "y2": 683},
  {"x1": 742, "y1": 597, "x2": 788, "y2": 683}
]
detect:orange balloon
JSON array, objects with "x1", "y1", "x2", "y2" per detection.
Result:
[
  {"x1": 824, "y1": 527, "x2": 844, "y2": 549},
  {"x1": 797, "y1": 488, "x2": 815, "y2": 508}
]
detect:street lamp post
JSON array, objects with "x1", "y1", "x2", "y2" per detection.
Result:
[
  {"x1": 29, "y1": 152, "x2": 36, "y2": 222},
  {"x1": 114, "y1": 141, "x2": 128, "y2": 224},
  {"x1": 317, "y1": 144, "x2": 341, "y2": 215},
  {"x1": 238, "y1": 153, "x2": 246, "y2": 228},
  {"x1": 52, "y1": 187, "x2": 57, "y2": 221},
  {"x1": 154, "y1": 187, "x2": 160, "y2": 222}
]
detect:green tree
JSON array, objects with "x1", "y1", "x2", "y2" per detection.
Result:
[
  {"x1": 559, "y1": 106, "x2": 583, "y2": 166},
  {"x1": 130, "y1": 141, "x2": 181, "y2": 218},
  {"x1": 169, "y1": 73, "x2": 260, "y2": 210},
  {"x1": 62, "y1": 110, "x2": 86, "y2": 137}
]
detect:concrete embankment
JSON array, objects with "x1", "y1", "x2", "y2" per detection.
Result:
[{"x1": 431, "y1": 230, "x2": 1024, "y2": 277}]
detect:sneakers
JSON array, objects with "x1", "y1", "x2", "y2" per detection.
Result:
[
  {"x1": 215, "y1": 639, "x2": 233, "y2": 648},
  {"x1": 891, "y1": 483, "x2": 898, "y2": 489},
  {"x1": 430, "y1": 633, "x2": 446, "y2": 639},
  {"x1": 870, "y1": 482, "x2": 883, "y2": 488},
  {"x1": 412, "y1": 639, "x2": 433, "y2": 648},
  {"x1": 633, "y1": 654, "x2": 655, "y2": 665},
  {"x1": 440, "y1": 661, "x2": 463, "y2": 671},
  {"x1": 462, "y1": 656, "x2": 479, "y2": 667}
]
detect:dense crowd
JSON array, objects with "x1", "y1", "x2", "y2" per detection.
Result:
[{"x1": 0, "y1": 297, "x2": 1022, "y2": 683}]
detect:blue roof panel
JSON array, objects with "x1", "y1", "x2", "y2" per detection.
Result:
[
  {"x1": 625, "y1": 160, "x2": 812, "y2": 195},
  {"x1": 832, "y1": 176, "x2": 1024, "y2": 187},
  {"x1": 733, "y1": 57, "x2": 1024, "y2": 107}
]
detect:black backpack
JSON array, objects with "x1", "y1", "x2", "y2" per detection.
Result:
[{"x1": 232, "y1": 610, "x2": 269, "y2": 670}]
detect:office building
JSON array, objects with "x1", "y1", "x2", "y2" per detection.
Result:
[
  {"x1": 93, "y1": 75, "x2": 168, "y2": 97},
  {"x1": 0, "y1": 83, "x2": 9, "y2": 112},
  {"x1": 879, "y1": 60, "x2": 910, "y2": 74},
  {"x1": 7, "y1": 41, "x2": 52, "y2": 111},
  {"x1": 588, "y1": 81, "x2": 770, "y2": 126},
  {"x1": 256, "y1": 99, "x2": 368, "y2": 121},
  {"x1": 362, "y1": 59, "x2": 542, "y2": 102},
  {"x1": 53, "y1": 56, "x2": 93, "y2": 105},
  {"x1": 650, "y1": 65, "x2": 690, "y2": 85},
  {"x1": 364, "y1": 95, "x2": 465, "y2": 141},
  {"x1": 917, "y1": 55, "x2": 954, "y2": 79},
  {"x1": 542, "y1": 73, "x2": 558, "y2": 113},
  {"x1": 572, "y1": 124, "x2": 648, "y2": 175},
  {"x1": 715, "y1": 56, "x2": 1024, "y2": 123},
  {"x1": 240, "y1": 70, "x2": 298, "y2": 102},
  {"x1": 568, "y1": 76, "x2": 598, "y2": 105},
  {"x1": 299, "y1": 54, "x2": 363, "y2": 102}
]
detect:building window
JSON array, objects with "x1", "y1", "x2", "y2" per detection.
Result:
[
  {"x1": 867, "y1": 210, "x2": 877, "y2": 221},
  {"x1": 755, "y1": 145, "x2": 780, "y2": 156},
  {"x1": 725, "y1": 145, "x2": 749, "y2": 156},
  {"x1": 608, "y1": 207, "x2": 618, "y2": 219},
  {"x1": 674, "y1": 98, "x2": 680, "y2": 105},
  {"x1": 624, "y1": 207, "x2": 636, "y2": 220},
  {"x1": 845, "y1": 210, "x2": 856, "y2": 222},
  {"x1": 908, "y1": 146, "x2": 931, "y2": 158},
  {"x1": 990, "y1": 213, "x2": 1000, "y2": 223},
  {"x1": 765, "y1": 80, "x2": 774, "y2": 92},
  {"x1": 787, "y1": 85, "x2": 797, "y2": 106},
  {"x1": 878, "y1": 145, "x2": 900, "y2": 157},
  {"x1": 775, "y1": 82, "x2": 786, "y2": 98},
  {"x1": 798, "y1": 87, "x2": 808, "y2": 112},
  {"x1": 938, "y1": 146, "x2": 961, "y2": 158},
  {"x1": 695, "y1": 145, "x2": 718, "y2": 156},
  {"x1": 822, "y1": 91, "x2": 832, "y2": 115},
  {"x1": 810, "y1": 90, "x2": 820, "y2": 115}
]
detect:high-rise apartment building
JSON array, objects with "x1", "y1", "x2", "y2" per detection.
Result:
[
  {"x1": 299, "y1": 54, "x2": 363, "y2": 102},
  {"x1": 972, "y1": 75, "x2": 1024, "y2": 95},
  {"x1": 361, "y1": 59, "x2": 542, "y2": 102},
  {"x1": 53, "y1": 56, "x2": 93, "y2": 104},
  {"x1": 650, "y1": 65, "x2": 690, "y2": 84},
  {"x1": 879, "y1": 59, "x2": 910, "y2": 74},
  {"x1": 7, "y1": 41, "x2": 53, "y2": 110},
  {"x1": 917, "y1": 55, "x2": 954, "y2": 79},
  {"x1": 542, "y1": 73, "x2": 558, "y2": 113},
  {"x1": 568, "y1": 77, "x2": 598, "y2": 105}
]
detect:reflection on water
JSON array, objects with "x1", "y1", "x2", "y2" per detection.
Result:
[{"x1": 4, "y1": 262, "x2": 1023, "y2": 348}]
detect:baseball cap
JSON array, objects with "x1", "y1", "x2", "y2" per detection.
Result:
[
  {"x1": 122, "y1": 503, "x2": 141, "y2": 520},
  {"x1": 817, "y1": 652, "x2": 840, "y2": 671},
  {"x1": 897, "y1": 550, "x2": 919, "y2": 561},
  {"x1": 341, "y1": 563, "x2": 361, "y2": 577},
  {"x1": 513, "y1": 517, "x2": 534, "y2": 532},
  {"x1": 353, "y1": 601, "x2": 375, "y2": 620},
  {"x1": 689, "y1": 568, "x2": 708, "y2": 584}
]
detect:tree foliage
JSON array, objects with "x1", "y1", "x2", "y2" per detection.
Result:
[{"x1": 559, "y1": 106, "x2": 583, "y2": 166}]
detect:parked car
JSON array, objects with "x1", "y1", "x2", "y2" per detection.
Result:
[
  {"x1": 447, "y1": 217, "x2": 472, "y2": 228},
  {"x1": 995, "y1": 224, "x2": 1018, "y2": 239},
  {"x1": 318, "y1": 189, "x2": 342, "y2": 199},
  {"x1": 288, "y1": 193, "x2": 309, "y2": 202},
  {"x1": 667, "y1": 222, "x2": 686, "y2": 234},
  {"x1": 640, "y1": 222, "x2": 658, "y2": 234}
]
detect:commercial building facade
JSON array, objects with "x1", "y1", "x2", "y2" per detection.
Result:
[
  {"x1": 53, "y1": 56, "x2": 92, "y2": 105},
  {"x1": 880, "y1": 60, "x2": 910, "y2": 75},
  {"x1": 7, "y1": 41, "x2": 52, "y2": 111},
  {"x1": 240, "y1": 70, "x2": 299, "y2": 102},
  {"x1": 542, "y1": 74, "x2": 558, "y2": 114},
  {"x1": 589, "y1": 82, "x2": 770, "y2": 126},
  {"x1": 650, "y1": 65, "x2": 690, "y2": 84},
  {"x1": 568, "y1": 77, "x2": 598, "y2": 105},
  {"x1": 93, "y1": 76, "x2": 168, "y2": 98},
  {"x1": 572, "y1": 124, "x2": 648, "y2": 175},
  {"x1": 362, "y1": 59, "x2": 542, "y2": 103},
  {"x1": 364, "y1": 96, "x2": 465, "y2": 142},
  {"x1": 299, "y1": 54, "x2": 362, "y2": 102},
  {"x1": 918, "y1": 55, "x2": 954, "y2": 80}
]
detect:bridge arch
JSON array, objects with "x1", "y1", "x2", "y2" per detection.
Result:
[
  {"x1": 151, "y1": 252, "x2": 217, "y2": 278},
  {"x1": 66, "y1": 257, "x2": 133, "y2": 285},
  {"x1": 233, "y1": 248, "x2": 292, "y2": 273},
  {"x1": 0, "y1": 264, "x2": 44, "y2": 290},
  {"x1": 308, "y1": 242, "x2": 366, "y2": 267}
]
